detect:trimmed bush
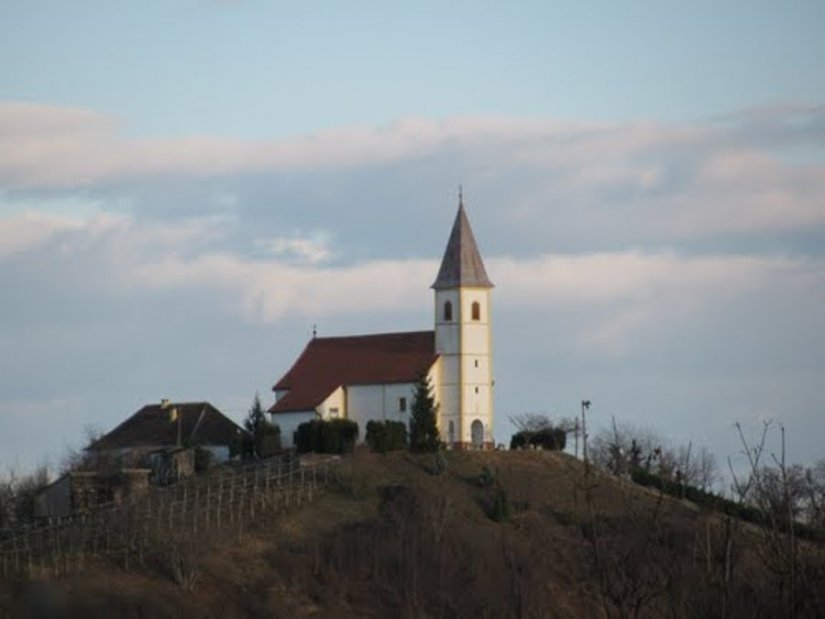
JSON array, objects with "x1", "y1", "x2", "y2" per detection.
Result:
[
  {"x1": 630, "y1": 469, "x2": 824, "y2": 541},
  {"x1": 432, "y1": 451, "x2": 448, "y2": 476},
  {"x1": 295, "y1": 419, "x2": 359, "y2": 454},
  {"x1": 488, "y1": 487, "x2": 511, "y2": 522},
  {"x1": 478, "y1": 465, "x2": 496, "y2": 488},
  {"x1": 509, "y1": 427, "x2": 567, "y2": 451},
  {"x1": 365, "y1": 420, "x2": 408, "y2": 453},
  {"x1": 510, "y1": 431, "x2": 531, "y2": 450}
]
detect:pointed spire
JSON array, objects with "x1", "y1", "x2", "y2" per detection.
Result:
[{"x1": 432, "y1": 191, "x2": 494, "y2": 290}]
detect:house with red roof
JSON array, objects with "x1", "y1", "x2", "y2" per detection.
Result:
[
  {"x1": 87, "y1": 400, "x2": 245, "y2": 465},
  {"x1": 269, "y1": 195, "x2": 495, "y2": 449}
]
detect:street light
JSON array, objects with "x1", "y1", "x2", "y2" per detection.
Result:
[{"x1": 581, "y1": 399, "x2": 591, "y2": 465}]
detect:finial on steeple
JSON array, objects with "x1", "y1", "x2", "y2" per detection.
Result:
[{"x1": 458, "y1": 185, "x2": 463, "y2": 208}]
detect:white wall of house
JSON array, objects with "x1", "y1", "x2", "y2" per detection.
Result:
[
  {"x1": 271, "y1": 411, "x2": 315, "y2": 448},
  {"x1": 346, "y1": 382, "x2": 416, "y2": 437},
  {"x1": 317, "y1": 387, "x2": 344, "y2": 419}
]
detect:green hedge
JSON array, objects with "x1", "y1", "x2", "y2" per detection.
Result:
[
  {"x1": 295, "y1": 419, "x2": 359, "y2": 454},
  {"x1": 631, "y1": 469, "x2": 823, "y2": 541},
  {"x1": 365, "y1": 420, "x2": 408, "y2": 453},
  {"x1": 510, "y1": 428, "x2": 566, "y2": 451}
]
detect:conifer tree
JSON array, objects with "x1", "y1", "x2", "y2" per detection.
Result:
[
  {"x1": 244, "y1": 393, "x2": 281, "y2": 458},
  {"x1": 409, "y1": 372, "x2": 440, "y2": 452}
]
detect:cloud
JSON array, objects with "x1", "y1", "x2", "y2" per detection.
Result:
[
  {"x1": 2, "y1": 102, "x2": 825, "y2": 472},
  {"x1": 254, "y1": 234, "x2": 333, "y2": 264},
  {"x1": 5, "y1": 210, "x2": 817, "y2": 355},
  {"x1": 3, "y1": 102, "x2": 823, "y2": 252}
]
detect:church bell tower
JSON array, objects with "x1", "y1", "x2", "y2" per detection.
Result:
[{"x1": 432, "y1": 192, "x2": 494, "y2": 449}]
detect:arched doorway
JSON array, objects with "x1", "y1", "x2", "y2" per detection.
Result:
[{"x1": 471, "y1": 420, "x2": 484, "y2": 449}]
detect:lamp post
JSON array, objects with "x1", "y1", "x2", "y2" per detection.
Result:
[{"x1": 581, "y1": 399, "x2": 591, "y2": 465}]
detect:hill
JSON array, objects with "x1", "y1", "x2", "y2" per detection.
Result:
[{"x1": 2, "y1": 449, "x2": 824, "y2": 617}]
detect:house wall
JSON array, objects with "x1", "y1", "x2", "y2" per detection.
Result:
[
  {"x1": 34, "y1": 475, "x2": 72, "y2": 519},
  {"x1": 346, "y1": 383, "x2": 415, "y2": 436},
  {"x1": 203, "y1": 445, "x2": 230, "y2": 462},
  {"x1": 272, "y1": 411, "x2": 315, "y2": 448},
  {"x1": 317, "y1": 387, "x2": 344, "y2": 419}
]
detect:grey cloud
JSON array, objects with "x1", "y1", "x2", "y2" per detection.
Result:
[{"x1": 2, "y1": 104, "x2": 825, "y2": 474}]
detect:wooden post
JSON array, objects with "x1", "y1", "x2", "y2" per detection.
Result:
[
  {"x1": 229, "y1": 475, "x2": 235, "y2": 524},
  {"x1": 205, "y1": 479, "x2": 211, "y2": 532},
  {"x1": 250, "y1": 467, "x2": 256, "y2": 520},
  {"x1": 217, "y1": 476, "x2": 223, "y2": 528},
  {"x1": 193, "y1": 484, "x2": 199, "y2": 535}
]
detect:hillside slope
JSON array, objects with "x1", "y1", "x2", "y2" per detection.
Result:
[{"x1": 2, "y1": 450, "x2": 824, "y2": 617}]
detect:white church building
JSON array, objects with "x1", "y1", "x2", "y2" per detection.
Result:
[{"x1": 269, "y1": 197, "x2": 495, "y2": 449}]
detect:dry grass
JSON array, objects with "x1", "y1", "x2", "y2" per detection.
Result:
[{"x1": 2, "y1": 449, "x2": 823, "y2": 617}]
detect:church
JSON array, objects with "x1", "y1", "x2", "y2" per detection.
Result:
[{"x1": 268, "y1": 196, "x2": 495, "y2": 449}]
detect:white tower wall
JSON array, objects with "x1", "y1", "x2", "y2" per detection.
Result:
[{"x1": 434, "y1": 287, "x2": 494, "y2": 447}]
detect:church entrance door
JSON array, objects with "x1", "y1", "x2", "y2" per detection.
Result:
[{"x1": 471, "y1": 420, "x2": 484, "y2": 449}]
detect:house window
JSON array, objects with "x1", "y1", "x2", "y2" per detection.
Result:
[
  {"x1": 444, "y1": 301, "x2": 453, "y2": 321},
  {"x1": 471, "y1": 301, "x2": 480, "y2": 321},
  {"x1": 329, "y1": 407, "x2": 340, "y2": 418},
  {"x1": 475, "y1": 386, "x2": 479, "y2": 394},
  {"x1": 398, "y1": 397, "x2": 407, "y2": 412},
  {"x1": 474, "y1": 359, "x2": 479, "y2": 368}
]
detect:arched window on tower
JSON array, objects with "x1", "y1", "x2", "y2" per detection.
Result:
[
  {"x1": 444, "y1": 300, "x2": 453, "y2": 321},
  {"x1": 471, "y1": 301, "x2": 481, "y2": 321}
]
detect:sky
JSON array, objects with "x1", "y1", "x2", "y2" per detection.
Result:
[{"x1": 1, "y1": 1, "x2": 824, "y2": 478}]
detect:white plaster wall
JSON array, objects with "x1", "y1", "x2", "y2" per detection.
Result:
[
  {"x1": 317, "y1": 387, "x2": 344, "y2": 419},
  {"x1": 346, "y1": 384, "x2": 384, "y2": 437},
  {"x1": 434, "y1": 289, "x2": 460, "y2": 355},
  {"x1": 462, "y1": 324, "x2": 489, "y2": 354},
  {"x1": 462, "y1": 355, "x2": 489, "y2": 385},
  {"x1": 271, "y1": 411, "x2": 315, "y2": 448},
  {"x1": 440, "y1": 356, "x2": 460, "y2": 391},
  {"x1": 347, "y1": 382, "x2": 419, "y2": 439},
  {"x1": 383, "y1": 383, "x2": 416, "y2": 425},
  {"x1": 433, "y1": 287, "x2": 495, "y2": 445}
]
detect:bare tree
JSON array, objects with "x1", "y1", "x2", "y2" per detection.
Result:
[
  {"x1": 508, "y1": 412, "x2": 555, "y2": 433},
  {"x1": 696, "y1": 446, "x2": 719, "y2": 492},
  {"x1": 803, "y1": 459, "x2": 825, "y2": 528},
  {"x1": 60, "y1": 423, "x2": 105, "y2": 474},
  {"x1": 0, "y1": 464, "x2": 51, "y2": 527},
  {"x1": 727, "y1": 420, "x2": 825, "y2": 616}
]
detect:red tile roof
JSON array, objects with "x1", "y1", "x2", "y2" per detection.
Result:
[
  {"x1": 269, "y1": 331, "x2": 438, "y2": 414},
  {"x1": 88, "y1": 402, "x2": 245, "y2": 451}
]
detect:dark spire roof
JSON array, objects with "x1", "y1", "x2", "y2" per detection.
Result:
[{"x1": 432, "y1": 195, "x2": 494, "y2": 290}]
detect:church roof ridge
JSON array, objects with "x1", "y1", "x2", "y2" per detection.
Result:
[
  {"x1": 310, "y1": 329, "x2": 433, "y2": 343},
  {"x1": 431, "y1": 196, "x2": 493, "y2": 290}
]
